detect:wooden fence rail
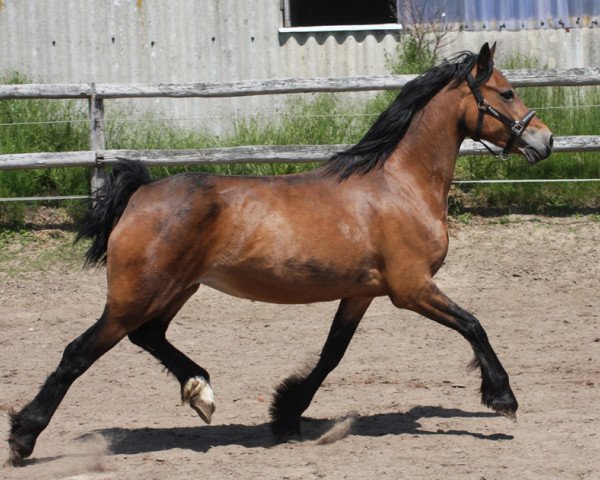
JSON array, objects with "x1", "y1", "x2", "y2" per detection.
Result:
[
  {"x1": 1, "y1": 68, "x2": 600, "y2": 202},
  {"x1": 1, "y1": 68, "x2": 599, "y2": 99},
  {"x1": 1, "y1": 136, "x2": 599, "y2": 171}
]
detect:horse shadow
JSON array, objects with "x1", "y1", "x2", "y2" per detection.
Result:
[{"x1": 90, "y1": 406, "x2": 513, "y2": 456}]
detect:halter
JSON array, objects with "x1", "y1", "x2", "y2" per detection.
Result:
[{"x1": 466, "y1": 73, "x2": 536, "y2": 160}]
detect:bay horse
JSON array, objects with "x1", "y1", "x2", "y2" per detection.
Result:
[{"x1": 7, "y1": 43, "x2": 553, "y2": 466}]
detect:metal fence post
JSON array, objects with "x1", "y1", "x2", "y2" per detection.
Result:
[{"x1": 89, "y1": 83, "x2": 106, "y2": 199}]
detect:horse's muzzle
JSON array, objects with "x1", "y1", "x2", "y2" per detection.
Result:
[{"x1": 519, "y1": 130, "x2": 554, "y2": 164}]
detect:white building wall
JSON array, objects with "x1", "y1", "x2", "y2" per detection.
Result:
[{"x1": 0, "y1": 0, "x2": 597, "y2": 134}]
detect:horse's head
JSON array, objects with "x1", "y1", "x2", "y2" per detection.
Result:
[{"x1": 461, "y1": 42, "x2": 553, "y2": 164}]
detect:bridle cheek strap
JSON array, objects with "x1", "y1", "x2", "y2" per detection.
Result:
[{"x1": 466, "y1": 73, "x2": 536, "y2": 160}]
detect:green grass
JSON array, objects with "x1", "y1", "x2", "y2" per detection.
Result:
[
  {"x1": 1, "y1": 57, "x2": 600, "y2": 227},
  {"x1": 0, "y1": 72, "x2": 90, "y2": 199}
]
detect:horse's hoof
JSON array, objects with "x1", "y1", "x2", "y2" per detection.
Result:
[
  {"x1": 7, "y1": 412, "x2": 36, "y2": 467},
  {"x1": 488, "y1": 391, "x2": 518, "y2": 422},
  {"x1": 182, "y1": 376, "x2": 215, "y2": 424},
  {"x1": 5, "y1": 453, "x2": 23, "y2": 467},
  {"x1": 6, "y1": 440, "x2": 27, "y2": 467},
  {"x1": 270, "y1": 417, "x2": 301, "y2": 443},
  {"x1": 499, "y1": 409, "x2": 517, "y2": 423}
]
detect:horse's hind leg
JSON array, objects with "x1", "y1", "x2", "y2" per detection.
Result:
[
  {"x1": 127, "y1": 285, "x2": 216, "y2": 424},
  {"x1": 270, "y1": 297, "x2": 373, "y2": 441},
  {"x1": 393, "y1": 282, "x2": 518, "y2": 419},
  {"x1": 7, "y1": 307, "x2": 127, "y2": 466}
]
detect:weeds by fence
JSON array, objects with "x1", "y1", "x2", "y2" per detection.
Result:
[{"x1": 0, "y1": 68, "x2": 599, "y2": 224}]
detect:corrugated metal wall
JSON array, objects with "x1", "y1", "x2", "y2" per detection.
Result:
[
  {"x1": 0, "y1": 0, "x2": 598, "y2": 134},
  {"x1": 399, "y1": 0, "x2": 600, "y2": 30}
]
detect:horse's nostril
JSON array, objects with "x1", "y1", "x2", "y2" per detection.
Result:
[{"x1": 549, "y1": 135, "x2": 554, "y2": 149}]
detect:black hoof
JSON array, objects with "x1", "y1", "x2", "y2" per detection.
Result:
[
  {"x1": 7, "y1": 409, "x2": 38, "y2": 466},
  {"x1": 485, "y1": 390, "x2": 518, "y2": 419},
  {"x1": 269, "y1": 374, "x2": 307, "y2": 442},
  {"x1": 6, "y1": 437, "x2": 33, "y2": 467},
  {"x1": 270, "y1": 416, "x2": 301, "y2": 443},
  {"x1": 6, "y1": 452, "x2": 23, "y2": 467}
]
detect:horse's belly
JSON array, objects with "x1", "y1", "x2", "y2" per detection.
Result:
[{"x1": 199, "y1": 263, "x2": 384, "y2": 304}]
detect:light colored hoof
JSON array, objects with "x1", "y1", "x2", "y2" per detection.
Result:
[
  {"x1": 500, "y1": 410, "x2": 517, "y2": 423},
  {"x1": 182, "y1": 376, "x2": 216, "y2": 424}
]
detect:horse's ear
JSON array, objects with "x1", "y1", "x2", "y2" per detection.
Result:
[
  {"x1": 490, "y1": 41, "x2": 497, "y2": 59},
  {"x1": 476, "y1": 42, "x2": 493, "y2": 76}
]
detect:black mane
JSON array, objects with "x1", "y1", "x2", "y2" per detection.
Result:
[{"x1": 322, "y1": 51, "x2": 493, "y2": 180}]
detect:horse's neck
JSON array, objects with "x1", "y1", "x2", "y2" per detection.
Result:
[{"x1": 384, "y1": 87, "x2": 465, "y2": 208}]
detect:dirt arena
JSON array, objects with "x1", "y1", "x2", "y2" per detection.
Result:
[{"x1": 1, "y1": 215, "x2": 599, "y2": 479}]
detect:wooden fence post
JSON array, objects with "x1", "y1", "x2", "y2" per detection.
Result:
[{"x1": 89, "y1": 83, "x2": 106, "y2": 199}]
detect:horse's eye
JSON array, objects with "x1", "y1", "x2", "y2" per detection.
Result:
[{"x1": 500, "y1": 90, "x2": 515, "y2": 101}]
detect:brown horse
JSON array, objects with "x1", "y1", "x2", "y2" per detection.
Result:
[{"x1": 7, "y1": 43, "x2": 553, "y2": 466}]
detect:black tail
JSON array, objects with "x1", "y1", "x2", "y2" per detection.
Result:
[{"x1": 76, "y1": 159, "x2": 152, "y2": 266}]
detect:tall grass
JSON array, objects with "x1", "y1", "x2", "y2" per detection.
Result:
[
  {"x1": 197, "y1": 94, "x2": 367, "y2": 176},
  {"x1": 1, "y1": 51, "x2": 599, "y2": 226},
  {"x1": 0, "y1": 72, "x2": 90, "y2": 224},
  {"x1": 107, "y1": 94, "x2": 366, "y2": 177},
  {"x1": 0, "y1": 72, "x2": 90, "y2": 199}
]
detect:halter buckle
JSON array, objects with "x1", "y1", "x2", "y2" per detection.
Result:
[{"x1": 511, "y1": 121, "x2": 525, "y2": 135}]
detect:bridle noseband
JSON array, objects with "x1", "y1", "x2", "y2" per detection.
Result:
[{"x1": 466, "y1": 73, "x2": 536, "y2": 160}]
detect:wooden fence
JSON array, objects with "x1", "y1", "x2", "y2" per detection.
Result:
[{"x1": 1, "y1": 67, "x2": 600, "y2": 202}]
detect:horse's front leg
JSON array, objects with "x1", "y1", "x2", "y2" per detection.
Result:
[
  {"x1": 270, "y1": 297, "x2": 373, "y2": 441},
  {"x1": 392, "y1": 282, "x2": 518, "y2": 419}
]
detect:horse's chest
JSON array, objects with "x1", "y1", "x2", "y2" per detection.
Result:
[{"x1": 384, "y1": 217, "x2": 449, "y2": 273}]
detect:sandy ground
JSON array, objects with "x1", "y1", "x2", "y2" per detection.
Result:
[{"x1": 1, "y1": 215, "x2": 599, "y2": 480}]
